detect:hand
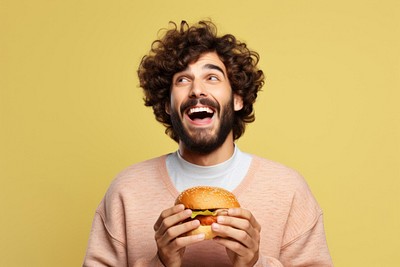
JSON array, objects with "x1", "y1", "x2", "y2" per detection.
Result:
[
  {"x1": 211, "y1": 208, "x2": 261, "y2": 267},
  {"x1": 153, "y1": 204, "x2": 205, "y2": 267}
]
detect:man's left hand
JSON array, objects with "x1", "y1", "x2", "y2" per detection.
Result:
[{"x1": 211, "y1": 208, "x2": 261, "y2": 267}]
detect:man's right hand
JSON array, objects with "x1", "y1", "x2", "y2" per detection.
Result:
[{"x1": 153, "y1": 204, "x2": 205, "y2": 267}]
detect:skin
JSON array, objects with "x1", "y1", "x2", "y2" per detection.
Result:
[
  {"x1": 153, "y1": 204, "x2": 205, "y2": 267},
  {"x1": 154, "y1": 52, "x2": 261, "y2": 266},
  {"x1": 166, "y1": 52, "x2": 243, "y2": 166},
  {"x1": 212, "y1": 208, "x2": 261, "y2": 266}
]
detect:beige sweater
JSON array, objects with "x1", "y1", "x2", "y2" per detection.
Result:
[{"x1": 83, "y1": 155, "x2": 333, "y2": 266}]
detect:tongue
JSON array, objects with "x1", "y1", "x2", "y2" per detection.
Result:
[
  {"x1": 193, "y1": 117, "x2": 209, "y2": 121},
  {"x1": 192, "y1": 117, "x2": 212, "y2": 123},
  {"x1": 189, "y1": 111, "x2": 213, "y2": 121}
]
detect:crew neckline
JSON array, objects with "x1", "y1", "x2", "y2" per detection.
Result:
[
  {"x1": 158, "y1": 154, "x2": 260, "y2": 200},
  {"x1": 165, "y1": 146, "x2": 254, "y2": 193}
]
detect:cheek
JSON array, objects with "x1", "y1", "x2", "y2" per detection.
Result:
[
  {"x1": 169, "y1": 94, "x2": 180, "y2": 109},
  {"x1": 169, "y1": 96, "x2": 185, "y2": 117},
  {"x1": 170, "y1": 90, "x2": 185, "y2": 105}
]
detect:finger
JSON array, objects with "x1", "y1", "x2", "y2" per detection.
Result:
[
  {"x1": 164, "y1": 231, "x2": 206, "y2": 254},
  {"x1": 158, "y1": 219, "x2": 203, "y2": 247},
  {"x1": 217, "y1": 215, "x2": 258, "y2": 240},
  {"x1": 211, "y1": 222, "x2": 256, "y2": 249},
  {"x1": 156, "y1": 209, "x2": 192, "y2": 239},
  {"x1": 154, "y1": 204, "x2": 185, "y2": 231},
  {"x1": 228, "y1": 208, "x2": 261, "y2": 231},
  {"x1": 213, "y1": 236, "x2": 248, "y2": 256}
]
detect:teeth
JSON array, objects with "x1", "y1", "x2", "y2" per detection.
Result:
[{"x1": 188, "y1": 107, "x2": 214, "y2": 114}]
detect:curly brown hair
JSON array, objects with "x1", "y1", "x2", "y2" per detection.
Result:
[{"x1": 137, "y1": 20, "x2": 264, "y2": 142}]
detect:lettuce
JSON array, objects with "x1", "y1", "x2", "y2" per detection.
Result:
[{"x1": 191, "y1": 210, "x2": 217, "y2": 219}]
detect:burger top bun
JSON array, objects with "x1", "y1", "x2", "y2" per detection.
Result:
[{"x1": 175, "y1": 186, "x2": 240, "y2": 209}]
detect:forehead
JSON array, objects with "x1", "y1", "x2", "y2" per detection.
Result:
[{"x1": 184, "y1": 52, "x2": 227, "y2": 73}]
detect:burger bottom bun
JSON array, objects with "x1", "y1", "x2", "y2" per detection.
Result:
[{"x1": 186, "y1": 225, "x2": 216, "y2": 240}]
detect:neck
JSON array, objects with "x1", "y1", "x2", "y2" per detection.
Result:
[{"x1": 178, "y1": 132, "x2": 235, "y2": 166}]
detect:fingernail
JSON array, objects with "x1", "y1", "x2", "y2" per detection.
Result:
[
  {"x1": 217, "y1": 216, "x2": 224, "y2": 223},
  {"x1": 212, "y1": 223, "x2": 219, "y2": 230},
  {"x1": 219, "y1": 210, "x2": 228, "y2": 216},
  {"x1": 197, "y1": 233, "x2": 205, "y2": 240}
]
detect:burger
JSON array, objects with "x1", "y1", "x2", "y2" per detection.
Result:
[{"x1": 175, "y1": 186, "x2": 240, "y2": 239}]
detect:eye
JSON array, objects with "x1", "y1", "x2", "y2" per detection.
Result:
[
  {"x1": 207, "y1": 75, "x2": 220, "y2": 81},
  {"x1": 175, "y1": 76, "x2": 190, "y2": 84}
]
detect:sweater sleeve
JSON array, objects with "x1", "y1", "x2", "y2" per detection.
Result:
[
  {"x1": 130, "y1": 255, "x2": 165, "y2": 267},
  {"x1": 278, "y1": 176, "x2": 333, "y2": 266},
  {"x1": 279, "y1": 212, "x2": 333, "y2": 266},
  {"x1": 83, "y1": 211, "x2": 128, "y2": 267},
  {"x1": 254, "y1": 255, "x2": 284, "y2": 267},
  {"x1": 254, "y1": 217, "x2": 332, "y2": 266},
  {"x1": 255, "y1": 216, "x2": 333, "y2": 267},
  {"x1": 83, "y1": 210, "x2": 168, "y2": 267}
]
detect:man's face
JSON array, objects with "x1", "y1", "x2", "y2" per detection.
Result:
[{"x1": 167, "y1": 52, "x2": 243, "y2": 153}]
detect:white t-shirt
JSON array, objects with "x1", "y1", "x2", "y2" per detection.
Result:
[{"x1": 166, "y1": 146, "x2": 253, "y2": 192}]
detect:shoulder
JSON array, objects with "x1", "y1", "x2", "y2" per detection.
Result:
[
  {"x1": 251, "y1": 155, "x2": 322, "y2": 215},
  {"x1": 240, "y1": 155, "x2": 321, "y2": 214},
  {"x1": 241, "y1": 156, "x2": 323, "y2": 244},
  {"x1": 248, "y1": 155, "x2": 309, "y2": 190},
  {"x1": 115, "y1": 156, "x2": 167, "y2": 180},
  {"x1": 108, "y1": 155, "x2": 167, "y2": 189},
  {"x1": 93, "y1": 155, "x2": 170, "y2": 243},
  {"x1": 97, "y1": 154, "x2": 171, "y2": 212},
  {"x1": 98, "y1": 155, "x2": 170, "y2": 207}
]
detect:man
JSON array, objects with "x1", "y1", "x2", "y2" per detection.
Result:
[{"x1": 83, "y1": 21, "x2": 333, "y2": 266}]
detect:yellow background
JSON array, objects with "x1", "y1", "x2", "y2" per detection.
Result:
[{"x1": 1, "y1": 0, "x2": 399, "y2": 266}]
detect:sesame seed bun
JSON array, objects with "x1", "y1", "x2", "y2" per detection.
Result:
[
  {"x1": 175, "y1": 186, "x2": 240, "y2": 209},
  {"x1": 175, "y1": 186, "x2": 240, "y2": 239}
]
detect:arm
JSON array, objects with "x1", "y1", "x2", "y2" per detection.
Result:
[
  {"x1": 83, "y1": 210, "x2": 168, "y2": 267},
  {"x1": 83, "y1": 203, "x2": 204, "y2": 267},
  {"x1": 211, "y1": 174, "x2": 332, "y2": 267},
  {"x1": 211, "y1": 208, "x2": 331, "y2": 267},
  {"x1": 83, "y1": 211, "x2": 128, "y2": 267},
  {"x1": 211, "y1": 208, "x2": 284, "y2": 267},
  {"x1": 278, "y1": 178, "x2": 333, "y2": 266},
  {"x1": 279, "y1": 212, "x2": 333, "y2": 266},
  {"x1": 253, "y1": 212, "x2": 332, "y2": 267}
]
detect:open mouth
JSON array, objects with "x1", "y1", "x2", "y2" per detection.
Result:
[{"x1": 187, "y1": 106, "x2": 215, "y2": 121}]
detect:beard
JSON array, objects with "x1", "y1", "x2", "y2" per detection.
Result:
[{"x1": 169, "y1": 97, "x2": 235, "y2": 154}]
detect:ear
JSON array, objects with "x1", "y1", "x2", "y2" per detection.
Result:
[
  {"x1": 233, "y1": 94, "x2": 243, "y2": 111},
  {"x1": 165, "y1": 102, "x2": 171, "y2": 115}
]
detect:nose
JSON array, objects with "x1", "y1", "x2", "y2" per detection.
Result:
[{"x1": 189, "y1": 80, "x2": 207, "y2": 98}]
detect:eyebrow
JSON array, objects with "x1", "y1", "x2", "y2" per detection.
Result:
[{"x1": 203, "y1": 64, "x2": 226, "y2": 77}]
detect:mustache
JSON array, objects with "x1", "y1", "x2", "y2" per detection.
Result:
[{"x1": 180, "y1": 98, "x2": 220, "y2": 114}]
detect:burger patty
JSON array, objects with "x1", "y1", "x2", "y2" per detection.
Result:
[
  {"x1": 197, "y1": 215, "x2": 218, "y2": 225},
  {"x1": 190, "y1": 209, "x2": 228, "y2": 225}
]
